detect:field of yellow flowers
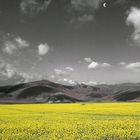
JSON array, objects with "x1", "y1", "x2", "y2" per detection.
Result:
[{"x1": 0, "y1": 103, "x2": 140, "y2": 140}]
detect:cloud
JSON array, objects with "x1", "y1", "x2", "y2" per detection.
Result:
[
  {"x1": 0, "y1": 60, "x2": 43, "y2": 85},
  {"x1": 2, "y1": 37, "x2": 30, "y2": 55},
  {"x1": 87, "y1": 81, "x2": 98, "y2": 85},
  {"x1": 88, "y1": 61, "x2": 111, "y2": 69},
  {"x1": 77, "y1": 14, "x2": 93, "y2": 23},
  {"x1": 101, "y1": 63, "x2": 111, "y2": 67},
  {"x1": 65, "y1": 67, "x2": 74, "y2": 71},
  {"x1": 68, "y1": 79, "x2": 75, "y2": 85},
  {"x1": 20, "y1": 73, "x2": 43, "y2": 82},
  {"x1": 120, "y1": 62, "x2": 140, "y2": 72},
  {"x1": 126, "y1": 7, "x2": 140, "y2": 45},
  {"x1": 68, "y1": 0, "x2": 102, "y2": 25},
  {"x1": 54, "y1": 69, "x2": 69, "y2": 77},
  {"x1": 88, "y1": 61, "x2": 99, "y2": 69},
  {"x1": 38, "y1": 43, "x2": 49, "y2": 56},
  {"x1": 54, "y1": 67, "x2": 74, "y2": 80},
  {"x1": 49, "y1": 74, "x2": 55, "y2": 80},
  {"x1": 70, "y1": 14, "x2": 94, "y2": 25},
  {"x1": 125, "y1": 62, "x2": 140, "y2": 70},
  {"x1": 120, "y1": 62, "x2": 127, "y2": 65},
  {"x1": 81, "y1": 81, "x2": 98, "y2": 85},
  {"x1": 68, "y1": 0, "x2": 134, "y2": 26},
  {"x1": 48, "y1": 74, "x2": 75, "y2": 85},
  {"x1": 3, "y1": 41, "x2": 17, "y2": 55},
  {"x1": 20, "y1": 0, "x2": 52, "y2": 16},
  {"x1": 57, "y1": 78, "x2": 76, "y2": 85},
  {"x1": 63, "y1": 78, "x2": 76, "y2": 85},
  {"x1": 0, "y1": 61, "x2": 24, "y2": 83},
  {"x1": 84, "y1": 57, "x2": 92, "y2": 63},
  {"x1": 15, "y1": 37, "x2": 29, "y2": 48},
  {"x1": 0, "y1": 63, "x2": 15, "y2": 79}
]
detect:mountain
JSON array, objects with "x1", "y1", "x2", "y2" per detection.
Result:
[{"x1": 0, "y1": 80, "x2": 140, "y2": 103}]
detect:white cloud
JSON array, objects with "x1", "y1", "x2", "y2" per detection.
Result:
[
  {"x1": 126, "y1": 7, "x2": 140, "y2": 45},
  {"x1": 68, "y1": 0, "x2": 102, "y2": 25},
  {"x1": 63, "y1": 78, "x2": 69, "y2": 82},
  {"x1": 120, "y1": 62, "x2": 127, "y2": 65},
  {"x1": 0, "y1": 61, "x2": 22, "y2": 82},
  {"x1": 0, "y1": 64, "x2": 14, "y2": 79},
  {"x1": 65, "y1": 67, "x2": 74, "y2": 71},
  {"x1": 2, "y1": 37, "x2": 29, "y2": 55},
  {"x1": 59, "y1": 78, "x2": 76, "y2": 85},
  {"x1": 54, "y1": 69, "x2": 68, "y2": 76},
  {"x1": 88, "y1": 61, "x2": 99, "y2": 69},
  {"x1": 38, "y1": 43, "x2": 49, "y2": 56},
  {"x1": 101, "y1": 63, "x2": 111, "y2": 67},
  {"x1": 88, "y1": 81, "x2": 98, "y2": 85},
  {"x1": 54, "y1": 67, "x2": 74, "y2": 83},
  {"x1": 0, "y1": 60, "x2": 43, "y2": 84},
  {"x1": 19, "y1": 72, "x2": 43, "y2": 82},
  {"x1": 3, "y1": 41, "x2": 17, "y2": 55},
  {"x1": 67, "y1": 79, "x2": 75, "y2": 85},
  {"x1": 15, "y1": 37, "x2": 29, "y2": 48},
  {"x1": 54, "y1": 67, "x2": 75, "y2": 82},
  {"x1": 4, "y1": 64, "x2": 16, "y2": 78},
  {"x1": 54, "y1": 69, "x2": 62, "y2": 75},
  {"x1": 81, "y1": 81, "x2": 98, "y2": 85},
  {"x1": 68, "y1": 0, "x2": 131, "y2": 26},
  {"x1": 125, "y1": 62, "x2": 140, "y2": 70},
  {"x1": 50, "y1": 74, "x2": 55, "y2": 79},
  {"x1": 84, "y1": 57, "x2": 92, "y2": 63},
  {"x1": 88, "y1": 61, "x2": 111, "y2": 69},
  {"x1": 120, "y1": 62, "x2": 140, "y2": 72},
  {"x1": 20, "y1": 0, "x2": 52, "y2": 16}
]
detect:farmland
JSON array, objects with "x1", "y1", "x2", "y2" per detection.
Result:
[{"x1": 0, "y1": 103, "x2": 140, "y2": 140}]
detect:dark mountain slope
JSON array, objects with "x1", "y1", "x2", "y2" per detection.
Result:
[
  {"x1": 114, "y1": 90, "x2": 140, "y2": 101},
  {"x1": 17, "y1": 86, "x2": 58, "y2": 99},
  {"x1": 0, "y1": 80, "x2": 140, "y2": 103}
]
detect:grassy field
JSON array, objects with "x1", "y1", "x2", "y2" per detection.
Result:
[{"x1": 0, "y1": 103, "x2": 140, "y2": 140}]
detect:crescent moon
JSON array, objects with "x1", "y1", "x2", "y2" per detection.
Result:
[{"x1": 103, "y1": 3, "x2": 106, "y2": 8}]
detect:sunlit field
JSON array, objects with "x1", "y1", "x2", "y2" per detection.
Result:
[{"x1": 0, "y1": 103, "x2": 140, "y2": 140}]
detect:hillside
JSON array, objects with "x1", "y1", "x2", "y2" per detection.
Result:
[{"x1": 0, "y1": 80, "x2": 140, "y2": 103}]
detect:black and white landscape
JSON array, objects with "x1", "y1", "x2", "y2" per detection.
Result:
[
  {"x1": 0, "y1": 0, "x2": 140, "y2": 103},
  {"x1": 0, "y1": 80, "x2": 140, "y2": 103}
]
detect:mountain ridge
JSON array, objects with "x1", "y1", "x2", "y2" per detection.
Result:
[{"x1": 0, "y1": 80, "x2": 140, "y2": 103}]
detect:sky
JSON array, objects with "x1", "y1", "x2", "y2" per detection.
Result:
[{"x1": 0, "y1": 0, "x2": 140, "y2": 85}]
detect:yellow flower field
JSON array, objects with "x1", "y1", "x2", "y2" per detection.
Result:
[{"x1": 0, "y1": 103, "x2": 140, "y2": 140}]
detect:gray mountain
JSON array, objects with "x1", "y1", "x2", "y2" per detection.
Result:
[{"x1": 0, "y1": 80, "x2": 140, "y2": 103}]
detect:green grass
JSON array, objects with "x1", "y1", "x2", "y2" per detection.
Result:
[{"x1": 0, "y1": 103, "x2": 140, "y2": 140}]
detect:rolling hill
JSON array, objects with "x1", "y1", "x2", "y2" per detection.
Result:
[{"x1": 0, "y1": 80, "x2": 140, "y2": 103}]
